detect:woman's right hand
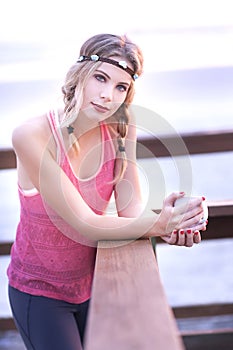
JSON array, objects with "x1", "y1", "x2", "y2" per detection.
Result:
[{"x1": 153, "y1": 192, "x2": 207, "y2": 236}]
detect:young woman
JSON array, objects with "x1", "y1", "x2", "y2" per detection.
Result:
[{"x1": 7, "y1": 33, "x2": 207, "y2": 350}]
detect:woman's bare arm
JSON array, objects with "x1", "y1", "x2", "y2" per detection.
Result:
[{"x1": 12, "y1": 116, "x2": 206, "y2": 243}]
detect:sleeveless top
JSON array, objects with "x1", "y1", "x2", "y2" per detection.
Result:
[{"x1": 7, "y1": 110, "x2": 116, "y2": 303}]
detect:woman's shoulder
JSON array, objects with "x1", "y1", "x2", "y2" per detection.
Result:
[{"x1": 12, "y1": 113, "x2": 52, "y2": 152}]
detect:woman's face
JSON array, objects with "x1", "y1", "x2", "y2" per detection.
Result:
[{"x1": 81, "y1": 57, "x2": 132, "y2": 122}]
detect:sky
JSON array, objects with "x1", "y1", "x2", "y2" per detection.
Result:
[{"x1": 1, "y1": 0, "x2": 233, "y2": 43}]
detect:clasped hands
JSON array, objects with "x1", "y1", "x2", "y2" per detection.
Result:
[{"x1": 158, "y1": 192, "x2": 208, "y2": 247}]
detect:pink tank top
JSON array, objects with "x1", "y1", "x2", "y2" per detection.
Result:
[{"x1": 7, "y1": 110, "x2": 116, "y2": 303}]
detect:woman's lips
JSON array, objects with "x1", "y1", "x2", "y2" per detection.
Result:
[{"x1": 91, "y1": 102, "x2": 110, "y2": 113}]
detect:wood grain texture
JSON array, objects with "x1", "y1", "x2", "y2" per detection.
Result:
[{"x1": 84, "y1": 239, "x2": 185, "y2": 350}]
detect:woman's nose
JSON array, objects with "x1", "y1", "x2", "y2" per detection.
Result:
[{"x1": 100, "y1": 85, "x2": 113, "y2": 101}]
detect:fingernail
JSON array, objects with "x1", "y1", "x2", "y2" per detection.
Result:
[
  {"x1": 187, "y1": 229, "x2": 192, "y2": 234},
  {"x1": 173, "y1": 230, "x2": 178, "y2": 234},
  {"x1": 194, "y1": 230, "x2": 199, "y2": 235},
  {"x1": 202, "y1": 196, "x2": 206, "y2": 201},
  {"x1": 180, "y1": 229, "x2": 185, "y2": 234}
]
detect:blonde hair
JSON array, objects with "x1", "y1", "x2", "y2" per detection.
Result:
[{"x1": 61, "y1": 33, "x2": 144, "y2": 181}]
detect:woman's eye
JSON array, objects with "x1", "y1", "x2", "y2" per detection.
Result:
[
  {"x1": 94, "y1": 74, "x2": 106, "y2": 82},
  {"x1": 117, "y1": 84, "x2": 127, "y2": 92}
]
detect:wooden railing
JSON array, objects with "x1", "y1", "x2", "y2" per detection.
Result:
[
  {"x1": 84, "y1": 239, "x2": 185, "y2": 350},
  {"x1": 1, "y1": 128, "x2": 233, "y2": 170},
  {"x1": 1, "y1": 128, "x2": 233, "y2": 349}
]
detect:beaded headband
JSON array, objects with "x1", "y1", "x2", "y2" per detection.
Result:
[{"x1": 77, "y1": 54, "x2": 138, "y2": 81}]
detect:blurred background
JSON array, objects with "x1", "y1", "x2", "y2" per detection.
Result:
[
  {"x1": 1, "y1": 0, "x2": 233, "y2": 145},
  {"x1": 0, "y1": 0, "x2": 233, "y2": 347}
]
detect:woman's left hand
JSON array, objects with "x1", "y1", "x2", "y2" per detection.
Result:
[{"x1": 160, "y1": 228, "x2": 205, "y2": 247}]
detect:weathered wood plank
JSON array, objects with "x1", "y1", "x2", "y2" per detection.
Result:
[
  {"x1": 84, "y1": 239, "x2": 185, "y2": 350},
  {"x1": 0, "y1": 242, "x2": 12, "y2": 256},
  {"x1": 203, "y1": 215, "x2": 233, "y2": 240},
  {"x1": 137, "y1": 129, "x2": 233, "y2": 158},
  {"x1": 173, "y1": 303, "x2": 233, "y2": 319},
  {"x1": 0, "y1": 318, "x2": 17, "y2": 331},
  {"x1": 182, "y1": 330, "x2": 233, "y2": 350},
  {"x1": 1, "y1": 129, "x2": 233, "y2": 169},
  {"x1": 208, "y1": 201, "x2": 233, "y2": 217},
  {"x1": 0, "y1": 148, "x2": 16, "y2": 169}
]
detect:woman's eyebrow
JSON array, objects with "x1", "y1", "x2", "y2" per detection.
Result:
[{"x1": 95, "y1": 69, "x2": 130, "y2": 86}]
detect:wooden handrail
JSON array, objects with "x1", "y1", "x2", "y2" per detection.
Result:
[
  {"x1": 208, "y1": 201, "x2": 233, "y2": 216},
  {"x1": 173, "y1": 303, "x2": 233, "y2": 319},
  {"x1": 84, "y1": 239, "x2": 185, "y2": 350},
  {"x1": 1, "y1": 129, "x2": 232, "y2": 346},
  {"x1": 137, "y1": 129, "x2": 233, "y2": 158},
  {"x1": 0, "y1": 147, "x2": 16, "y2": 169},
  {"x1": 1, "y1": 129, "x2": 233, "y2": 169},
  {"x1": 1, "y1": 202, "x2": 233, "y2": 256},
  {"x1": 137, "y1": 130, "x2": 233, "y2": 158}
]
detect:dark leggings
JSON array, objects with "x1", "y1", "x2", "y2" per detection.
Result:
[{"x1": 8, "y1": 285, "x2": 89, "y2": 350}]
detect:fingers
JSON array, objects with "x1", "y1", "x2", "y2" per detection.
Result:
[
  {"x1": 193, "y1": 230, "x2": 201, "y2": 243},
  {"x1": 175, "y1": 206, "x2": 207, "y2": 231},
  {"x1": 190, "y1": 219, "x2": 208, "y2": 232},
  {"x1": 185, "y1": 229, "x2": 201, "y2": 247},
  {"x1": 167, "y1": 230, "x2": 179, "y2": 245},
  {"x1": 176, "y1": 229, "x2": 186, "y2": 245},
  {"x1": 169, "y1": 229, "x2": 202, "y2": 247},
  {"x1": 163, "y1": 191, "x2": 185, "y2": 207},
  {"x1": 160, "y1": 193, "x2": 208, "y2": 237},
  {"x1": 173, "y1": 196, "x2": 207, "y2": 229},
  {"x1": 183, "y1": 229, "x2": 195, "y2": 246},
  {"x1": 180, "y1": 213, "x2": 205, "y2": 231}
]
